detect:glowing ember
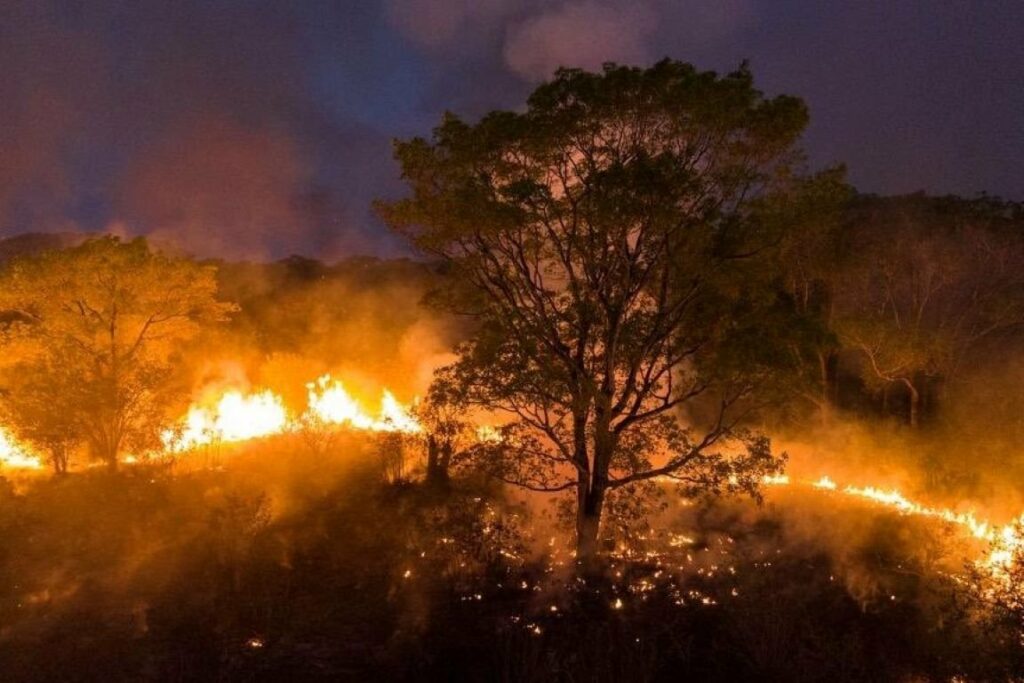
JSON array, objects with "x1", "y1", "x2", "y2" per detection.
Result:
[{"x1": 0, "y1": 427, "x2": 42, "y2": 470}]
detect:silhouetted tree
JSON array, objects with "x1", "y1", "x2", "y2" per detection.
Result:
[
  {"x1": 771, "y1": 168, "x2": 852, "y2": 424},
  {"x1": 416, "y1": 378, "x2": 473, "y2": 488},
  {"x1": 381, "y1": 61, "x2": 815, "y2": 560}
]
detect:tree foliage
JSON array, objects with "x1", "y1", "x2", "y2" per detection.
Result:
[
  {"x1": 833, "y1": 196, "x2": 1024, "y2": 426},
  {"x1": 0, "y1": 237, "x2": 235, "y2": 469},
  {"x1": 380, "y1": 60, "x2": 820, "y2": 557}
]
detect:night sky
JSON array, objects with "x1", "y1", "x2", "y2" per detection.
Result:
[{"x1": 2, "y1": 0, "x2": 1022, "y2": 259}]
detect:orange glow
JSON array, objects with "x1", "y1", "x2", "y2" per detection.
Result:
[
  {"x1": 0, "y1": 427, "x2": 42, "y2": 470},
  {"x1": 163, "y1": 389, "x2": 289, "y2": 451},
  {"x1": 762, "y1": 472, "x2": 1022, "y2": 581},
  {"x1": 306, "y1": 375, "x2": 421, "y2": 433},
  {"x1": 163, "y1": 373, "x2": 422, "y2": 453}
]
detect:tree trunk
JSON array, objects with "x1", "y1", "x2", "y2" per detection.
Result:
[
  {"x1": 818, "y1": 350, "x2": 833, "y2": 425},
  {"x1": 424, "y1": 435, "x2": 450, "y2": 488},
  {"x1": 57, "y1": 447, "x2": 68, "y2": 475},
  {"x1": 439, "y1": 442, "x2": 453, "y2": 477},
  {"x1": 51, "y1": 449, "x2": 68, "y2": 476},
  {"x1": 902, "y1": 378, "x2": 920, "y2": 428},
  {"x1": 425, "y1": 435, "x2": 440, "y2": 479},
  {"x1": 576, "y1": 473, "x2": 607, "y2": 567},
  {"x1": 105, "y1": 433, "x2": 119, "y2": 472},
  {"x1": 93, "y1": 436, "x2": 118, "y2": 472}
]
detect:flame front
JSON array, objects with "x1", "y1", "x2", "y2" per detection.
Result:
[
  {"x1": 761, "y1": 473, "x2": 1024, "y2": 580},
  {"x1": 305, "y1": 375, "x2": 420, "y2": 433},
  {"x1": 163, "y1": 390, "x2": 290, "y2": 451},
  {"x1": 161, "y1": 373, "x2": 422, "y2": 453},
  {"x1": 9, "y1": 370, "x2": 1024, "y2": 589}
]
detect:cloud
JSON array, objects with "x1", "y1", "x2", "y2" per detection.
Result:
[
  {"x1": 384, "y1": 0, "x2": 519, "y2": 49},
  {"x1": 503, "y1": 1, "x2": 657, "y2": 81},
  {"x1": 0, "y1": 3, "x2": 103, "y2": 230}
]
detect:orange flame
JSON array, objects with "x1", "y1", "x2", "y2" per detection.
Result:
[
  {"x1": 306, "y1": 375, "x2": 421, "y2": 433},
  {"x1": 162, "y1": 373, "x2": 422, "y2": 453},
  {"x1": 0, "y1": 427, "x2": 42, "y2": 470}
]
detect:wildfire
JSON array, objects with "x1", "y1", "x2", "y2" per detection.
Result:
[
  {"x1": 5, "y1": 368, "x2": 1024, "y2": 588},
  {"x1": 761, "y1": 472, "x2": 1023, "y2": 578},
  {"x1": 306, "y1": 375, "x2": 420, "y2": 433},
  {"x1": 161, "y1": 373, "x2": 422, "y2": 453},
  {"x1": 0, "y1": 427, "x2": 42, "y2": 470},
  {"x1": 476, "y1": 425, "x2": 504, "y2": 444},
  {"x1": 163, "y1": 390, "x2": 290, "y2": 451}
]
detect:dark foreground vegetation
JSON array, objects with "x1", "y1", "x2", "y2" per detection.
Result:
[{"x1": 0, "y1": 442, "x2": 1021, "y2": 683}]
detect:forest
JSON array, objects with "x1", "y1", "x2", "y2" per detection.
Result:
[{"x1": 2, "y1": 62, "x2": 1024, "y2": 682}]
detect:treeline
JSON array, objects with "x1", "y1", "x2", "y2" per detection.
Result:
[
  {"x1": 780, "y1": 192, "x2": 1024, "y2": 429},
  {"x1": 0, "y1": 188, "x2": 1021, "y2": 480}
]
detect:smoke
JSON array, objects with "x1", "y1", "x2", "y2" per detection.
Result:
[
  {"x1": 0, "y1": 3, "x2": 102, "y2": 232},
  {"x1": 117, "y1": 118, "x2": 312, "y2": 261},
  {"x1": 384, "y1": 0, "x2": 518, "y2": 49},
  {"x1": 503, "y1": 2, "x2": 655, "y2": 81},
  {"x1": 385, "y1": 0, "x2": 753, "y2": 82},
  {"x1": 0, "y1": 0, "x2": 757, "y2": 258},
  {"x1": 0, "y1": 1, "x2": 401, "y2": 258}
]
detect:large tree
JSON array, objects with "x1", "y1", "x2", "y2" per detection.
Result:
[
  {"x1": 0, "y1": 237, "x2": 235, "y2": 470},
  {"x1": 380, "y1": 61, "x2": 818, "y2": 559}
]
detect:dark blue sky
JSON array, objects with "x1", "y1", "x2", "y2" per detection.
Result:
[{"x1": 2, "y1": 0, "x2": 1022, "y2": 259}]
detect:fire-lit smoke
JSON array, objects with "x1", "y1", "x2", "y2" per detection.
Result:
[
  {"x1": 118, "y1": 119, "x2": 314, "y2": 260},
  {"x1": 759, "y1": 473, "x2": 1024, "y2": 582},
  {"x1": 0, "y1": 1, "x2": 404, "y2": 258}
]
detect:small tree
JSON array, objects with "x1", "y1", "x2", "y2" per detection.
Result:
[
  {"x1": 0, "y1": 355, "x2": 82, "y2": 474},
  {"x1": 415, "y1": 376, "x2": 475, "y2": 488},
  {"x1": 0, "y1": 237, "x2": 235, "y2": 470},
  {"x1": 380, "y1": 61, "x2": 814, "y2": 560}
]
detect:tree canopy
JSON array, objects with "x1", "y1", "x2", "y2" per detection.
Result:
[
  {"x1": 380, "y1": 60, "x2": 826, "y2": 558},
  {"x1": 0, "y1": 237, "x2": 235, "y2": 470}
]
